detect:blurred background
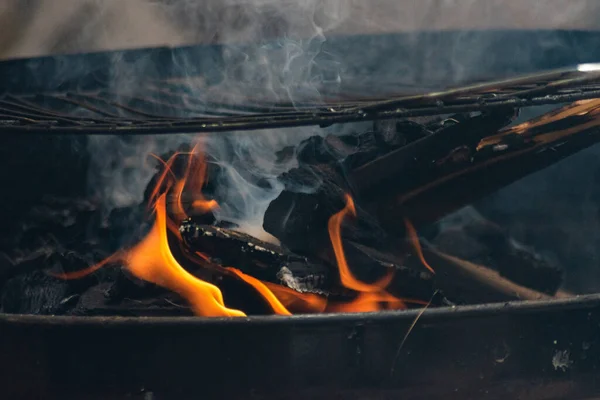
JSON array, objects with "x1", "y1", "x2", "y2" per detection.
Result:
[{"x1": 1, "y1": 0, "x2": 600, "y2": 60}]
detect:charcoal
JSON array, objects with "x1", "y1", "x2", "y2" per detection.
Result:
[
  {"x1": 264, "y1": 160, "x2": 390, "y2": 256},
  {"x1": 0, "y1": 270, "x2": 70, "y2": 314},
  {"x1": 0, "y1": 250, "x2": 50, "y2": 284},
  {"x1": 342, "y1": 241, "x2": 437, "y2": 303},
  {"x1": 104, "y1": 267, "x2": 166, "y2": 304},
  {"x1": 325, "y1": 131, "x2": 381, "y2": 170},
  {"x1": 373, "y1": 120, "x2": 404, "y2": 148},
  {"x1": 432, "y1": 209, "x2": 563, "y2": 295},
  {"x1": 68, "y1": 281, "x2": 195, "y2": 317},
  {"x1": 373, "y1": 119, "x2": 431, "y2": 149},
  {"x1": 180, "y1": 219, "x2": 334, "y2": 294},
  {"x1": 265, "y1": 111, "x2": 513, "y2": 255},
  {"x1": 493, "y1": 240, "x2": 563, "y2": 295},
  {"x1": 423, "y1": 247, "x2": 563, "y2": 304},
  {"x1": 295, "y1": 135, "x2": 337, "y2": 165}
]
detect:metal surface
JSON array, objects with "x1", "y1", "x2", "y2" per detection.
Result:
[{"x1": 1, "y1": 294, "x2": 600, "y2": 399}]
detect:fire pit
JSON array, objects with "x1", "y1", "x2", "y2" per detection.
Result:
[{"x1": 2, "y1": 29, "x2": 600, "y2": 399}]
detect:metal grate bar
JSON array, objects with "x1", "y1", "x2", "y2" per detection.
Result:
[{"x1": 1, "y1": 66, "x2": 600, "y2": 135}]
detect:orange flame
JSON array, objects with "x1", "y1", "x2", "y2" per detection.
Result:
[
  {"x1": 403, "y1": 219, "x2": 435, "y2": 274},
  {"x1": 52, "y1": 146, "x2": 432, "y2": 317},
  {"x1": 326, "y1": 194, "x2": 406, "y2": 312},
  {"x1": 226, "y1": 268, "x2": 291, "y2": 315},
  {"x1": 177, "y1": 142, "x2": 219, "y2": 218},
  {"x1": 328, "y1": 292, "x2": 406, "y2": 313},
  {"x1": 149, "y1": 144, "x2": 218, "y2": 224},
  {"x1": 148, "y1": 151, "x2": 181, "y2": 208},
  {"x1": 50, "y1": 251, "x2": 124, "y2": 280},
  {"x1": 263, "y1": 282, "x2": 328, "y2": 313},
  {"x1": 328, "y1": 194, "x2": 394, "y2": 292},
  {"x1": 53, "y1": 194, "x2": 245, "y2": 317},
  {"x1": 126, "y1": 195, "x2": 245, "y2": 317}
]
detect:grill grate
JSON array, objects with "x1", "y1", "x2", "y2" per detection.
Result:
[{"x1": 2, "y1": 66, "x2": 600, "y2": 134}]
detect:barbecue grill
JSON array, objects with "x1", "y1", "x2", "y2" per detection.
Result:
[{"x1": 2, "y1": 29, "x2": 600, "y2": 400}]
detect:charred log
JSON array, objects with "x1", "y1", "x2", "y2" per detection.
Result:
[
  {"x1": 354, "y1": 109, "x2": 517, "y2": 196},
  {"x1": 423, "y1": 247, "x2": 571, "y2": 304},
  {"x1": 180, "y1": 219, "x2": 437, "y2": 304},
  {"x1": 431, "y1": 210, "x2": 563, "y2": 295},
  {"x1": 342, "y1": 241, "x2": 438, "y2": 303},
  {"x1": 180, "y1": 219, "x2": 334, "y2": 294},
  {"x1": 368, "y1": 100, "x2": 600, "y2": 232},
  {"x1": 264, "y1": 109, "x2": 515, "y2": 252}
]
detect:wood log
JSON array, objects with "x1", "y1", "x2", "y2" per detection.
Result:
[
  {"x1": 431, "y1": 211, "x2": 563, "y2": 295},
  {"x1": 423, "y1": 247, "x2": 572, "y2": 304},
  {"x1": 180, "y1": 219, "x2": 335, "y2": 294},
  {"x1": 343, "y1": 241, "x2": 438, "y2": 304},
  {"x1": 263, "y1": 109, "x2": 516, "y2": 253},
  {"x1": 368, "y1": 100, "x2": 600, "y2": 232}
]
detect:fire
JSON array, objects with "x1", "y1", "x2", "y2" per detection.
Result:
[
  {"x1": 54, "y1": 194, "x2": 245, "y2": 317},
  {"x1": 178, "y1": 142, "x2": 219, "y2": 217},
  {"x1": 325, "y1": 194, "x2": 407, "y2": 313},
  {"x1": 262, "y1": 282, "x2": 327, "y2": 313},
  {"x1": 328, "y1": 194, "x2": 395, "y2": 292},
  {"x1": 149, "y1": 142, "x2": 218, "y2": 224},
  {"x1": 226, "y1": 268, "x2": 291, "y2": 315},
  {"x1": 126, "y1": 195, "x2": 245, "y2": 317},
  {"x1": 51, "y1": 147, "x2": 435, "y2": 317},
  {"x1": 404, "y1": 219, "x2": 435, "y2": 274},
  {"x1": 328, "y1": 292, "x2": 405, "y2": 313}
]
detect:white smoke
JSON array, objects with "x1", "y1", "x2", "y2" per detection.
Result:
[
  {"x1": 82, "y1": 0, "x2": 353, "y2": 242},
  {"x1": 3, "y1": 0, "x2": 600, "y2": 244}
]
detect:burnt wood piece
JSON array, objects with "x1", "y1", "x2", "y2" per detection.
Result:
[
  {"x1": 343, "y1": 241, "x2": 438, "y2": 303},
  {"x1": 264, "y1": 162, "x2": 389, "y2": 255},
  {"x1": 68, "y1": 281, "x2": 195, "y2": 317},
  {"x1": 0, "y1": 194, "x2": 154, "y2": 315},
  {"x1": 352, "y1": 108, "x2": 518, "y2": 196},
  {"x1": 0, "y1": 270, "x2": 70, "y2": 315},
  {"x1": 0, "y1": 250, "x2": 280, "y2": 317},
  {"x1": 263, "y1": 118, "x2": 434, "y2": 255},
  {"x1": 423, "y1": 247, "x2": 571, "y2": 304},
  {"x1": 368, "y1": 99, "x2": 600, "y2": 232},
  {"x1": 179, "y1": 219, "x2": 334, "y2": 294},
  {"x1": 431, "y1": 211, "x2": 563, "y2": 295},
  {"x1": 264, "y1": 109, "x2": 515, "y2": 254},
  {"x1": 180, "y1": 220, "x2": 437, "y2": 304},
  {"x1": 496, "y1": 240, "x2": 564, "y2": 295}
]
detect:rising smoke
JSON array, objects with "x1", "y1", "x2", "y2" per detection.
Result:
[
  {"x1": 4, "y1": 1, "x2": 600, "y2": 288},
  {"x1": 84, "y1": 0, "x2": 354, "y2": 242}
]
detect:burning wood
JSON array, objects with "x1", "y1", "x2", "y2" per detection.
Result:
[
  {"x1": 179, "y1": 219, "x2": 333, "y2": 294},
  {"x1": 9, "y1": 96, "x2": 600, "y2": 318},
  {"x1": 369, "y1": 99, "x2": 600, "y2": 231}
]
